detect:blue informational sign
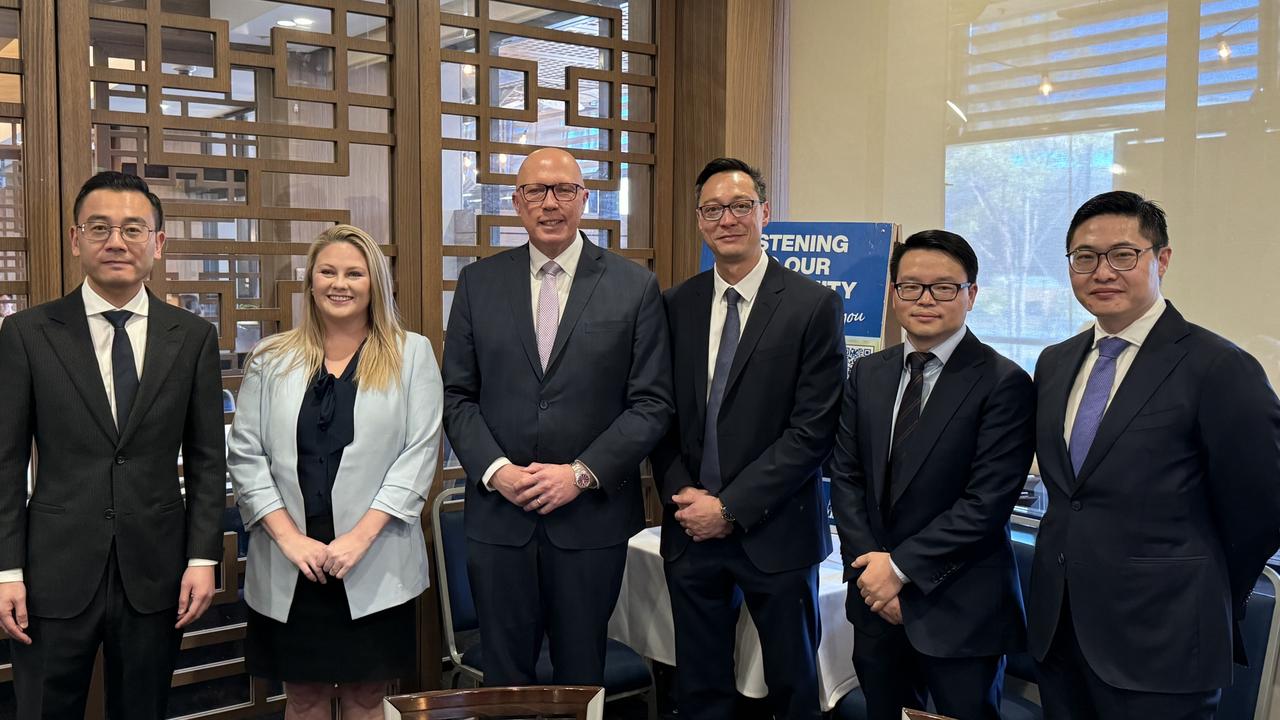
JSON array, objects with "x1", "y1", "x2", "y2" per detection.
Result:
[{"x1": 700, "y1": 221, "x2": 896, "y2": 370}]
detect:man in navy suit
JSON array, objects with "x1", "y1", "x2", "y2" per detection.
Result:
[
  {"x1": 442, "y1": 147, "x2": 673, "y2": 686},
  {"x1": 1029, "y1": 190, "x2": 1280, "y2": 719},
  {"x1": 830, "y1": 230, "x2": 1034, "y2": 720},
  {"x1": 653, "y1": 157, "x2": 845, "y2": 720}
]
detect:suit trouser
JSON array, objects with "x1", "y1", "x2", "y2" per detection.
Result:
[
  {"x1": 664, "y1": 534, "x2": 822, "y2": 720},
  {"x1": 851, "y1": 623, "x2": 1004, "y2": 720},
  {"x1": 11, "y1": 545, "x2": 183, "y2": 720},
  {"x1": 1036, "y1": 592, "x2": 1221, "y2": 720},
  {"x1": 467, "y1": 522, "x2": 628, "y2": 686}
]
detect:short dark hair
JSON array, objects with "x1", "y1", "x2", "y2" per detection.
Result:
[
  {"x1": 890, "y1": 229, "x2": 979, "y2": 283},
  {"x1": 1065, "y1": 190, "x2": 1168, "y2": 251},
  {"x1": 694, "y1": 157, "x2": 767, "y2": 203},
  {"x1": 73, "y1": 171, "x2": 165, "y2": 228}
]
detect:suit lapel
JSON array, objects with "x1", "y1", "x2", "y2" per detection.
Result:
[
  {"x1": 505, "y1": 245, "x2": 544, "y2": 381},
  {"x1": 689, "y1": 272, "x2": 713, "y2": 425},
  {"x1": 723, "y1": 259, "x2": 784, "y2": 397},
  {"x1": 118, "y1": 294, "x2": 185, "y2": 447},
  {"x1": 1041, "y1": 329, "x2": 1092, "y2": 496},
  {"x1": 867, "y1": 347, "x2": 902, "y2": 512},
  {"x1": 1074, "y1": 305, "x2": 1189, "y2": 487},
  {"x1": 890, "y1": 330, "x2": 985, "y2": 507},
  {"x1": 42, "y1": 289, "x2": 119, "y2": 442},
  {"x1": 546, "y1": 240, "x2": 604, "y2": 374}
]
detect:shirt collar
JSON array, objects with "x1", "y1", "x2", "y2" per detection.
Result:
[
  {"x1": 82, "y1": 282, "x2": 149, "y2": 318},
  {"x1": 529, "y1": 232, "x2": 585, "y2": 280},
  {"x1": 903, "y1": 325, "x2": 967, "y2": 369},
  {"x1": 1090, "y1": 294, "x2": 1166, "y2": 351},
  {"x1": 712, "y1": 250, "x2": 769, "y2": 305}
]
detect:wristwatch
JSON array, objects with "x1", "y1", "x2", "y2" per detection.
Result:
[
  {"x1": 571, "y1": 459, "x2": 597, "y2": 490},
  {"x1": 719, "y1": 500, "x2": 736, "y2": 524}
]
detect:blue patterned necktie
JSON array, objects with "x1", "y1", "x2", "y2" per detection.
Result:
[
  {"x1": 1068, "y1": 336, "x2": 1129, "y2": 475},
  {"x1": 699, "y1": 288, "x2": 741, "y2": 494},
  {"x1": 102, "y1": 310, "x2": 138, "y2": 431}
]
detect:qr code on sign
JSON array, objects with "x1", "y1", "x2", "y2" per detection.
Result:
[{"x1": 845, "y1": 344, "x2": 874, "y2": 377}]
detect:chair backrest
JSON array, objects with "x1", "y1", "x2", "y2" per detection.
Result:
[
  {"x1": 384, "y1": 685, "x2": 605, "y2": 720},
  {"x1": 431, "y1": 485, "x2": 476, "y2": 667},
  {"x1": 1006, "y1": 529, "x2": 1038, "y2": 683},
  {"x1": 1218, "y1": 567, "x2": 1280, "y2": 720}
]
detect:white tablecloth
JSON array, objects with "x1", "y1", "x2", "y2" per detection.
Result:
[{"x1": 607, "y1": 527, "x2": 859, "y2": 712}]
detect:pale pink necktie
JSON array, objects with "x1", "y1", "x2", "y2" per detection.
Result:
[{"x1": 536, "y1": 260, "x2": 563, "y2": 370}]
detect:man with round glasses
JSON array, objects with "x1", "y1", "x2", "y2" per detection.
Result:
[
  {"x1": 0, "y1": 171, "x2": 226, "y2": 718},
  {"x1": 1028, "y1": 190, "x2": 1280, "y2": 719},
  {"x1": 442, "y1": 147, "x2": 673, "y2": 687},
  {"x1": 829, "y1": 229, "x2": 1034, "y2": 720}
]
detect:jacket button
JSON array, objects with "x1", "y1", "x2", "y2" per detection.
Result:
[
  {"x1": 1057, "y1": 553, "x2": 1065, "y2": 566},
  {"x1": 1070, "y1": 500, "x2": 1082, "y2": 511},
  {"x1": 104, "y1": 509, "x2": 115, "y2": 520},
  {"x1": 539, "y1": 400, "x2": 548, "y2": 410},
  {"x1": 115, "y1": 455, "x2": 125, "y2": 465}
]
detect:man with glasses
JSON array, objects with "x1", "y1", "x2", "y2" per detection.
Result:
[
  {"x1": 1028, "y1": 190, "x2": 1280, "y2": 719},
  {"x1": 652, "y1": 157, "x2": 844, "y2": 719},
  {"x1": 442, "y1": 147, "x2": 672, "y2": 686},
  {"x1": 0, "y1": 171, "x2": 225, "y2": 718},
  {"x1": 828, "y1": 230, "x2": 1034, "y2": 720}
]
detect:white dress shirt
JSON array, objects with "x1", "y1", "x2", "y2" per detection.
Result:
[
  {"x1": 0, "y1": 283, "x2": 215, "y2": 584},
  {"x1": 707, "y1": 251, "x2": 770, "y2": 396},
  {"x1": 481, "y1": 234, "x2": 591, "y2": 488},
  {"x1": 885, "y1": 326, "x2": 968, "y2": 584},
  {"x1": 1063, "y1": 295, "x2": 1167, "y2": 443}
]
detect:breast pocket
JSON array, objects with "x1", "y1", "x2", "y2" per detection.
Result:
[
  {"x1": 1127, "y1": 407, "x2": 1181, "y2": 431},
  {"x1": 583, "y1": 320, "x2": 629, "y2": 334}
]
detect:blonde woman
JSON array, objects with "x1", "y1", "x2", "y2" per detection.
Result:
[{"x1": 228, "y1": 225, "x2": 442, "y2": 719}]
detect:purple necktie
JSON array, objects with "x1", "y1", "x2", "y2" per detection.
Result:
[
  {"x1": 536, "y1": 260, "x2": 563, "y2": 370},
  {"x1": 1068, "y1": 336, "x2": 1129, "y2": 475}
]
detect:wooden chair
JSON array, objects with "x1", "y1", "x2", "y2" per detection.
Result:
[{"x1": 382, "y1": 685, "x2": 605, "y2": 720}]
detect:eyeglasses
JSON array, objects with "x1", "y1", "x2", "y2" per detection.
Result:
[
  {"x1": 696, "y1": 199, "x2": 762, "y2": 222},
  {"x1": 892, "y1": 282, "x2": 972, "y2": 302},
  {"x1": 1066, "y1": 245, "x2": 1155, "y2": 274},
  {"x1": 517, "y1": 183, "x2": 584, "y2": 203},
  {"x1": 76, "y1": 222, "x2": 155, "y2": 244}
]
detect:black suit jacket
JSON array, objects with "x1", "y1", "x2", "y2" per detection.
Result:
[
  {"x1": 830, "y1": 329, "x2": 1034, "y2": 658},
  {"x1": 0, "y1": 288, "x2": 226, "y2": 618},
  {"x1": 442, "y1": 240, "x2": 673, "y2": 550},
  {"x1": 652, "y1": 259, "x2": 844, "y2": 573},
  {"x1": 1029, "y1": 302, "x2": 1280, "y2": 692}
]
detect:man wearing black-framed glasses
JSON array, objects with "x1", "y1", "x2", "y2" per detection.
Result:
[
  {"x1": 442, "y1": 147, "x2": 673, "y2": 687},
  {"x1": 829, "y1": 229, "x2": 1034, "y2": 720},
  {"x1": 1029, "y1": 190, "x2": 1280, "y2": 719},
  {"x1": 0, "y1": 171, "x2": 225, "y2": 719}
]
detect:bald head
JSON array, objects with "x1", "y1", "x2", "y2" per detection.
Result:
[{"x1": 512, "y1": 147, "x2": 589, "y2": 258}]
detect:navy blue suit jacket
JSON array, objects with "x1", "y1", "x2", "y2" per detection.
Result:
[{"x1": 1029, "y1": 302, "x2": 1280, "y2": 692}]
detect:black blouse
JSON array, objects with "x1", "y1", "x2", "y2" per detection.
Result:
[{"x1": 296, "y1": 346, "x2": 361, "y2": 520}]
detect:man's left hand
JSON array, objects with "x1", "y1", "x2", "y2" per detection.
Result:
[
  {"x1": 175, "y1": 565, "x2": 216, "y2": 629},
  {"x1": 853, "y1": 551, "x2": 903, "y2": 611},
  {"x1": 515, "y1": 462, "x2": 582, "y2": 515},
  {"x1": 672, "y1": 491, "x2": 732, "y2": 541}
]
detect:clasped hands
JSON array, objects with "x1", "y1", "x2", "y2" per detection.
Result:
[
  {"x1": 852, "y1": 551, "x2": 904, "y2": 625},
  {"x1": 492, "y1": 462, "x2": 582, "y2": 515},
  {"x1": 280, "y1": 530, "x2": 373, "y2": 584},
  {"x1": 671, "y1": 486, "x2": 732, "y2": 542}
]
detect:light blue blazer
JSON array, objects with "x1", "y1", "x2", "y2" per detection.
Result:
[{"x1": 228, "y1": 332, "x2": 442, "y2": 622}]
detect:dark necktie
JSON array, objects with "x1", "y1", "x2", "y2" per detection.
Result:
[
  {"x1": 699, "y1": 288, "x2": 741, "y2": 495},
  {"x1": 102, "y1": 310, "x2": 139, "y2": 431},
  {"x1": 1068, "y1": 336, "x2": 1129, "y2": 475},
  {"x1": 886, "y1": 351, "x2": 933, "y2": 517}
]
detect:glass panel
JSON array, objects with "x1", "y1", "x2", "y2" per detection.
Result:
[
  {"x1": 0, "y1": 251, "x2": 24, "y2": 281},
  {"x1": 490, "y1": 67, "x2": 526, "y2": 109},
  {"x1": 443, "y1": 114, "x2": 478, "y2": 140},
  {"x1": 578, "y1": 79, "x2": 609, "y2": 118},
  {"x1": 621, "y1": 84, "x2": 652, "y2": 122},
  {"x1": 0, "y1": 120, "x2": 22, "y2": 238},
  {"x1": 0, "y1": 73, "x2": 20, "y2": 104},
  {"x1": 490, "y1": 33, "x2": 609, "y2": 90},
  {"x1": 286, "y1": 43, "x2": 334, "y2": 90},
  {"x1": 0, "y1": 9, "x2": 20, "y2": 59},
  {"x1": 622, "y1": 52, "x2": 653, "y2": 74},
  {"x1": 348, "y1": 13, "x2": 388, "y2": 41},
  {"x1": 90, "y1": 82, "x2": 147, "y2": 113},
  {"x1": 619, "y1": 163, "x2": 651, "y2": 249},
  {"x1": 442, "y1": 149, "x2": 480, "y2": 246},
  {"x1": 621, "y1": 131, "x2": 652, "y2": 154},
  {"x1": 351, "y1": 106, "x2": 390, "y2": 133},
  {"x1": 162, "y1": 128, "x2": 336, "y2": 163},
  {"x1": 522, "y1": 99, "x2": 608, "y2": 150},
  {"x1": 442, "y1": 25, "x2": 477, "y2": 52},
  {"x1": 161, "y1": 26, "x2": 215, "y2": 78},
  {"x1": 442, "y1": 0, "x2": 476, "y2": 16},
  {"x1": 90, "y1": 19, "x2": 147, "y2": 71},
  {"x1": 348, "y1": 51, "x2": 389, "y2": 95},
  {"x1": 262, "y1": 144, "x2": 391, "y2": 240},
  {"x1": 227, "y1": 4, "x2": 333, "y2": 47},
  {"x1": 441, "y1": 62, "x2": 477, "y2": 104},
  {"x1": 490, "y1": 1, "x2": 611, "y2": 38},
  {"x1": 0, "y1": 293, "x2": 26, "y2": 319}
]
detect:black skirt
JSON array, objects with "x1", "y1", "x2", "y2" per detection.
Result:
[{"x1": 245, "y1": 515, "x2": 415, "y2": 684}]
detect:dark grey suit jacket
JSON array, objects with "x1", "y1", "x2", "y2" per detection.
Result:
[
  {"x1": 441, "y1": 240, "x2": 673, "y2": 550},
  {"x1": 0, "y1": 287, "x2": 226, "y2": 618}
]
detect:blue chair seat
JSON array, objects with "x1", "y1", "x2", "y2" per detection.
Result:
[{"x1": 460, "y1": 638, "x2": 651, "y2": 695}]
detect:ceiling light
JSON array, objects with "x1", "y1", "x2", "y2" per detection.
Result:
[
  {"x1": 945, "y1": 100, "x2": 968, "y2": 123},
  {"x1": 276, "y1": 19, "x2": 296, "y2": 27},
  {"x1": 518, "y1": 132, "x2": 528, "y2": 144},
  {"x1": 294, "y1": 17, "x2": 314, "y2": 27},
  {"x1": 1218, "y1": 40, "x2": 1232, "y2": 60},
  {"x1": 1039, "y1": 73, "x2": 1054, "y2": 97},
  {"x1": 1109, "y1": 163, "x2": 1126, "y2": 175},
  {"x1": 461, "y1": 65, "x2": 475, "y2": 76}
]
